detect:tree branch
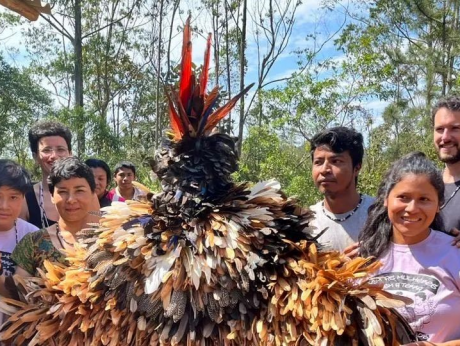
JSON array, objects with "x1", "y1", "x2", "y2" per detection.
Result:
[
  {"x1": 82, "y1": 1, "x2": 137, "y2": 40},
  {"x1": 39, "y1": 12, "x2": 74, "y2": 42}
]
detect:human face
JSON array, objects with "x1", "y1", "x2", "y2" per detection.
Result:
[
  {"x1": 34, "y1": 136, "x2": 71, "y2": 175},
  {"x1": 433, "y1": 107, "x2": 460, "y2": 164},
  {"x1": 312, "y1": 146, "x2": 360, "y2": 197},
  {"x1": 114, "y1": 167, "x2": 135, "y2": 190},
  {"x1": 0, "y1": 187, "x2": 24, "y2": 231},
  {"x1": 51, "y1": 177, "x2": 94, "y2": 223},
  {"x1": 385, "y1": 174, "x2": 439, "y2": 245},
  {"x1": 91, "y1": 167, "x2": 108, "y2": 199}
]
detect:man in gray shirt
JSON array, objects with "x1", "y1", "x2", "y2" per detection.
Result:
[
  {"x1": 309, "y1": 127, "x2": 374, "y2": 252},
  {"x1": 432, "y1": 96, "x2": 460, "y2": 233}
]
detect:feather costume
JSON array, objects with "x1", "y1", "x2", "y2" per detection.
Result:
[{"x1": 0, "y1": 17, "x2": 416, "y2": 346}]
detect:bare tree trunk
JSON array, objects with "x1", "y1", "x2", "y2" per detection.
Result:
[
  {"x1": 165, "y1": 0, "x2": 179, "y2": 83},
  {"x1": 441, "y1": 0, "x2": 447, "y2": 96},
  {"x1": 237, "y1": 0, "x2": 247, "y2": 155},
  {"x1": 116, "y1": 103, "x2": 120, "y2": 137},
  {"x1": 447, "y1": 0, "x2": 459, "y2": 93},
  {"x1": 225, "y1": 0, "x2": 232, "y2": 134},
  {"x1": 213, "y1": 0, "x2": 220, "y2": 87},
  {"x1": 74, "y1": 0, "x2": 84, "y2": 156},
  {"x1": 155, "y1": 0, "x2": 164, "y2": 148},
  {"x1": 212, "y1": 0, "x2": 223, "y2": 131}
]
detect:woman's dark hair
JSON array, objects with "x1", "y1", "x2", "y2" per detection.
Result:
[
  {"x1": 359, "y1": 152, "x2": 445, "y2": 259},
  {"x1": 48, "y1": 157, "x2": 96, "y2": 195},
  {"x1": 310, "y1": 126, "x2": 364, "y2": 168},
  {"x1": 28, "y1": 120, "x2": 72, "y2": 154},
  {"x1": 113, "y1": 161, "x2": 136, "y2": 176},
  {"x1": 85, "y1": 158, "x2": 111, "y2": 183},
  {"x1": 0, "y1": 159, "x2": 31, "y2": 194}
]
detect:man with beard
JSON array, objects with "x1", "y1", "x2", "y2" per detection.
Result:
[
  {"x1": 309, "y1": 127, "x2": 374, "y2": 252},
  {"x1": 433, "y1": 96, "x2": 460, "y2": 232}
]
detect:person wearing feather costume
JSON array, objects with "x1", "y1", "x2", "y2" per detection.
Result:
[{"x1": 0, "y1": 17, "x2": 417, "y2": 346}]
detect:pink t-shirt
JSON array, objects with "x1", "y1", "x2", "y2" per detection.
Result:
[
  {"x1": 107, "y1": 188, "x2": 125, "y2": 202},
  {"x1": 368, "y1": 230, "x2": 460, "y2": 342}
]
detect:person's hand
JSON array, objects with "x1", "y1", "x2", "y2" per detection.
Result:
[
  {"x1": 450, "y1": 228, "x2": 460, "y2": 248},
  {"x1": 343, "y1": 242, "x2": 360, "y2": 258},
  {"x1": 85, "y1": 193, "x2": 102, "y2": 226},
  {"x1": 403, "y1": 342, "x2": 438, "y2": 346}
]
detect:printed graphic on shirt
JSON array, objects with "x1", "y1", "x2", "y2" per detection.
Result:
[
  {"x1": 0, "y1": 251, "x2": 16, "y2": 276},
  {"x1": 369, "y1": 272, "x2": 439, "y2": 340}
]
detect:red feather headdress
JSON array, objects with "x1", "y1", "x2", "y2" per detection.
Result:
[{"x1": 167, "y1": 16, "x2": 253, "y2": 141}]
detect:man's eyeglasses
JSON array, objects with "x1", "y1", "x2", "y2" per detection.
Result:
[{"x1": 39, "y1": 147, "x2": 69, "y2": 156}]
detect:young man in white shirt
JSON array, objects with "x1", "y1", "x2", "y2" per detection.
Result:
[
  {"x1": 309, "y1": 126, "x2": 374, "y2": 252},
  {"x1": 108, "y1": 161, "x2": 146, "y2": 202}
]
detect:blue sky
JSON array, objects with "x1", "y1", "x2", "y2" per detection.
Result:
[
  {"x1": 0, "y1": 0, "x2": 389, "y2": 122},
  {"x1": 0, "y1": 0, "x2": 344, "y2": 79}
]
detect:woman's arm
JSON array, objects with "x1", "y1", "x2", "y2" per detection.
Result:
[
  {"x1": 85, "y1": 193, "x2": 101, "y2": 226},
  {"x1": 11, "y1": 232, "x2": 37, "y2": 277}
]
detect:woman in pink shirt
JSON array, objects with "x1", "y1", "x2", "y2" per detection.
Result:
[{"x1": 359, "y1": 152, "x2": 460, "y2": 346}]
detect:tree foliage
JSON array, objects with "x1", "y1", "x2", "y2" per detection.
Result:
[
  {"x1": 0, "y1": 0, "x2": 456, "y2": 203},
  {"x1": 0, "y1": 55, "x2": 52, "y2": 168}
]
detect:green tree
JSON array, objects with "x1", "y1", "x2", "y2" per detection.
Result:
[
  {"x1": 236, "y1": 126, "x2": 319, "y2": 205},
  {"x1": 0, "y1": 55, "x2": 52, "y2": 168}
]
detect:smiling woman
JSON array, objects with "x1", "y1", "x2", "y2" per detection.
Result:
[
  {"x1": 359, "y1": 152, "x2": 460, "y2": 344},
  {"x1": 385, "y1": 174, "x2": 440, "y2": 245},
  {"x1": 11, "y1": 157, "x2": 97, "y2": 277}
]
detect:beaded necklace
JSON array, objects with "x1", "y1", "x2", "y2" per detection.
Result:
[
  {"x1": 55, "y1": 224, "x2": 73, "y2": 248},
  {"x1": 12, "y1": 220, "x2": 18, "y2": 244},
  {"x1": 39, "y1": 182, "x2": 50, "y2": 229},
  {"x1": 2, "y1": 220, "x2": 20, "y2": 244},
  {"x1": 322, "y1": 195, "x2": 363, "y2": 223}
]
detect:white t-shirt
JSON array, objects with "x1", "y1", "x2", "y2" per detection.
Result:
[
  {"x1": 110, "y1": 186, "x2": 145, "y2": 202},
  {"x1": 0, "y1": 218, "x2": 38, "y2": 324},
  {"x1": 309, "y1": 194, "x2": 374, "y2": 252},
  {"x1": 369, "y1": 231, "x2": 460, "y2": 342},
  {"x1": 0, "y1": 218, "x2": 39, "y2": 275}
]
